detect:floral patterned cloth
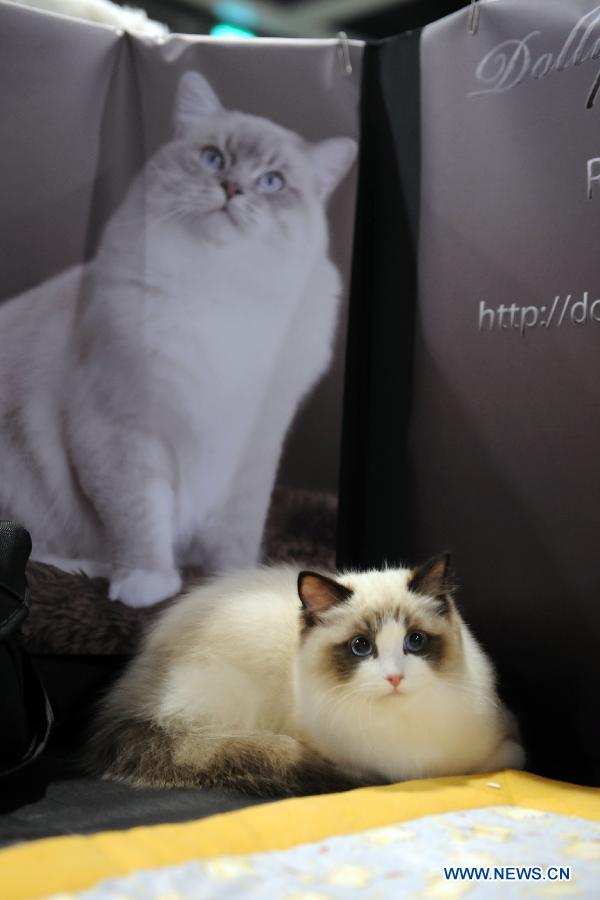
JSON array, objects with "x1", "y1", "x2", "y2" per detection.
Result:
[{"x1": 47, "y1": 806, "x2": 600, "y2": 899}]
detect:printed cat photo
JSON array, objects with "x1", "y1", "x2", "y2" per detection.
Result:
[
  {"x1": 13, "y1": 0, "x2": 169, "y2": 35},
  {"x1": 0, "y1": 71, "x2": 357, "y2": 607},
  {"x1": 87, "y1": 554, "x2": 525, "y2": 795}
]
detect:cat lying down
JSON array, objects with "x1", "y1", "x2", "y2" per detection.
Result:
[{"x1": 87, "y1": 554, "x2": 525, "y2": 795}]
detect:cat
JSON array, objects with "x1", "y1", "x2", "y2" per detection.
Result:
[
  {"x1": 86, "y1": 554, "x2": 525, "y2": 795},
  {"x1": 11, "y1": 0, "x2": 169, "y2": 36},
  {"x1": 0, "y1": 71, "x2": 357, "y2": 607}
]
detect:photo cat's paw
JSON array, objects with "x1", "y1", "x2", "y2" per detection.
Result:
[{"x1": 109, "y1": 568, "x2": 182, "y2": 607}]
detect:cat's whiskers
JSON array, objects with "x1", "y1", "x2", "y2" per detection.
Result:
[
  {"x1": 310, "y1": 679, "x2": 388, "y2": 742},
  {"x1": 362, "y1": 692, "x2": 376, "y2": 739},
  {"x1": 442, "y1": 674, "x2": 501, "y2": 709},
  {"x1": 147, "y1": 205, "x2": 194, "y2": 232},
  {"x1": 116, "y1": 205, "x2": 191, "y2": 233},
  {"x1": 312, "y1": 681, "x2": 347, "y2": 714},
  {"x1": 311, "y1": 682, "x2": 355, "y2": 726}
]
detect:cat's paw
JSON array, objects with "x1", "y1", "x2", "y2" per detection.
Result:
[
  {"x1": 109, "y1": 568, "x2": 182, "y2": 607},
  {"x1": 484, "y1": 738, "x2": 526, "y2": 772}
]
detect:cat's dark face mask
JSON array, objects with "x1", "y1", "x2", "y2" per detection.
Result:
[{"x1": 296, "y1": 560, "x2": 463, "y2": 701}]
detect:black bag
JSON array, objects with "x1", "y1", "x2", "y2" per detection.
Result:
[{"x1": 0, "y1": 521, "x2": 53, "y2": 775}]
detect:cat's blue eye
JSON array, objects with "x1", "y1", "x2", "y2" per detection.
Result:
[
  {"x1": 200, "y1": 146, "x2": 225, "y2": 172},
  {"x1": 350, "y1": 636, "x2": 373, "y2": 657},
  {"x1": 404, "y1": 630, "x2": 429, "y2": 655},
  {"x1": 258, "y1": 171, "x2": 285, "y2": 193}
]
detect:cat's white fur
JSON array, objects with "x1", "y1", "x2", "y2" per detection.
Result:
[
  {"x1": 0, "y1": 72, "x2": 357, "y2": 606},
  {"x1": 101, "y1": 565, "x2": 524, "y2": 785},
  {"x1": 10, "y1": 0, "x2": 169, "y2": 36}
]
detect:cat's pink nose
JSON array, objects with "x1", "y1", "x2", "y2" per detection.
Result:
[
  {"x1": 386, "y1": 674, "x2": 403, "y2": 688},
  {"x1": 222, "y1": 180, "x2": 242, "y2": 200}
]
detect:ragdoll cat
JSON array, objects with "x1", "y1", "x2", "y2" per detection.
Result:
[
  {"x1": 12, "y1": 0, "x2": 169, "y2": 36},
  {"x1": 0, "y1": 71, "x2": 357, "y2": 607},
  {"x1": 87, "y1": 554, "x2": 525, "y2": 795}
]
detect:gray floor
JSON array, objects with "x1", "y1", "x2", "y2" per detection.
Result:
[
  {"x1": 0, "y1": 766, "x2": 270, "y2": 848},
  {"x1": 0, "y1": 654, "x2": 272, "y2": 849}
]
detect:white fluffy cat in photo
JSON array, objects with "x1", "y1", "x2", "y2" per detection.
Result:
[
  {"x1": 11, "y1": 0, "x2": 168, "y2": 36},
  {"x1": 0, "y1": 71, "x2": 357, "y2": 606}
]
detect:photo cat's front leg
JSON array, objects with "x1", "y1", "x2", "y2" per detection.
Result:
[
  {"x1": 179, "y1": 366, "x2": 293, "y2": 572},
  {"x1": 91, "y1": 719, "x2": 359, "y2": 796},
  {"x1": 68, "y1": 424, "x2": 182, "y2": 607},
  {"x1": 181, "y1": 414, "x2": 285, "y2": 573},
  {"x1": 189, "y1": 277, "x2": 337, "y2": 573},
  {"x1": 193, "y1": 473, "x2": 273, "y2": 573}
]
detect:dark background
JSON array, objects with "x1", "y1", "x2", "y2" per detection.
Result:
[
  {"x1": 338, "y1": 6, "x2": 600, "y2": 788},
  {"x1": 134, "y1": 0, "x2": 468, "y2": 39}
]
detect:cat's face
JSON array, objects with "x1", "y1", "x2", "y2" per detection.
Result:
[
  {"x1": 145, "y1": 71, "x2": 357, "y2": 245},
  {"x1": 297, "y1": 555, "x2": 465, "y2": 705}
]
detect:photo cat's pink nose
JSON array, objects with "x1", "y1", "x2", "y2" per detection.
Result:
[
  {"x1": 222, "y1": 180, "x2": 242, "y2": 199},
  {"x1": 386, "y1": 674, "x2": 403, "y2": 688}
]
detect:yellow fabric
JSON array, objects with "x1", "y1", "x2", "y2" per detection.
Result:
[{"x1": 1, "y1": 770, "x2": 598, "y2": 900}]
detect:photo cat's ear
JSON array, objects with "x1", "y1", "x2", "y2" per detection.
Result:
[
  {"x1": 309, "y1": 137, "x2": 358, "y2": 198},
  {"x1": 298, "y1": 571, "x2": 352, "y2": 622},
  {"x1": 408, "y1": 553, "x2": 455, "y2": 615},
  {"x1": 174, "y1": 71, "x2": 222, "y2": 136}
]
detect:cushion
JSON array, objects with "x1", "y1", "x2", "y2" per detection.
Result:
[{"x1": 22, "y1": 487, "x2": 336, "y2": 655}]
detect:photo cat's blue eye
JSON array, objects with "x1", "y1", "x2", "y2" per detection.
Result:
[
  {"x1": 404, "y1": 630, "x2": 429, "y2": 655},
  {"x1": 200, "y1": 146, "x2": 225, "y2": 172},
  {"x1": 258, "y1": 171, "x2": 285, "y2": 193},
  {"x1": 350, "y1": 636, "x2": 373, "y2": 657}
]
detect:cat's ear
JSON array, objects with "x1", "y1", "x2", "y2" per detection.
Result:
[
  {"x1": 298, "y1": 571, "x2": 352, "y2": 625},
  {"x1": 309, "y1": 137, "x2": 358, "y2": 198},
  {"x1": 174, "y1": 71, "x2": 222, "y2": 136},
  {"x1": 408, "y1": 553, "x2": 455, "y2": 615}
]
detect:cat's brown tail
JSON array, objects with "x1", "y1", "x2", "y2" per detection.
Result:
[{"x1": 85, "y1": 717, "x2": 361, "y2": 797}]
